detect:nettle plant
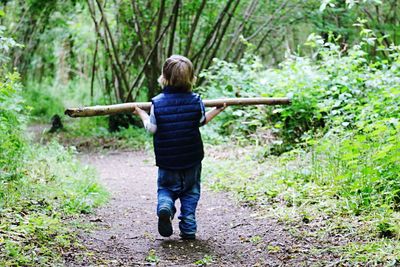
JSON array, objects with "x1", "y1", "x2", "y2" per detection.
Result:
[
  {"x1": 198, "y1": 53, "x2": 270, "y2": 144},
  {"x1": 277, "y1": 33, "x2": 400, "y2": 227},
  {"x1": 0, "y1": 27, "x2": 27, "y2": 181},
  {"x1": 198, "y1": 42, "x2": 332, "y2": 151},
  {"x1": 199, "y1": 30, "x2": 399, "y2": 153}
]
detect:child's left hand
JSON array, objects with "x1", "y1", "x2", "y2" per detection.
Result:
[{"x1": 216, "y1": 103, "x2": 227, "y2": 112}]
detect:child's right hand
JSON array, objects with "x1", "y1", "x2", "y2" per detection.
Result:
[{"x1": 133, "y1": 106, "x2": 141, "y2": 115}]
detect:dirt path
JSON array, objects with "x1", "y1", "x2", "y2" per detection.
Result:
[{"x1": 65, "y1": 151, "x2": 332, "y2": 266}]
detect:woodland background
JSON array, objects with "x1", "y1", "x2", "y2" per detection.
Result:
[{"x1": 0, "y1": 0, "x2": 399, "y2": 265}]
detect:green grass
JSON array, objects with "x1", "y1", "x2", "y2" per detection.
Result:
[
  {"x1": 145, "y1": 249, "x2": 160, "y2": 264},
  {"x1": 203, "y1": 138, "x2": 400, "y2": 265},
  {"x1": 23, "y1": 79, "x2": 102, "y2": 123},
  {"x1": 24, "y1": 79, "x2": 152, "y2": 151},
  {"x1": 42, "y1": 116, "x2": 152, "y2": 151},
  {"x1": 22, "y1": 83, "x2": 65, "y2": 122},
  {"x1": 194, "y1": 254, "x2": 213, "y2": 266},
  {"x1": 0, "y1": 141, "x2": 108, "y2": 265},
  {"x1": 0, "y1": 36, "x2": 108, "y2": 266}
]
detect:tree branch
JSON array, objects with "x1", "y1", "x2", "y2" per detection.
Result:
[
  {"x1": 184, "y1": 0, "x2": 207, "y2": 57},
  {"x1": 202, "y1": 0, "x2": 241, "y2": 71},
  {"x1": 192, "y1": 0, "x2": 235, "y2": 64},
  {"x1": 246, "y1": 0, "x2": 289, "y2": 41},
  {"x1": 90, "y1": 38, "x2": 99, "y2": 103},
  {"x1": 131, "y1": 0, "x2": 148, "y2": 57},
  {"x1": 223, "y1": 0, "x2": 258, "y2": 60},
  {"x1": 87, "y1": 0, "x2": 123, "y2": 102},
  {"x1": 125, "y1": 0, "x2": 179, "y2": 102},
  {"x1": 167, "y1": 0, "x2": 180, "y2": 56},
  {"x1": 95, "y1": 0, "x2": 130, "y2": 101}
]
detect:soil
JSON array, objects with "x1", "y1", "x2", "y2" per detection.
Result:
[{"x1": 63, "y1": 150, "x2": 339, "y2": 267}]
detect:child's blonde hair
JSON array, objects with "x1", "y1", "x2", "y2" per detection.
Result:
[{"x1": 158, "y1": 55, "x2": 196, "y2": 91}]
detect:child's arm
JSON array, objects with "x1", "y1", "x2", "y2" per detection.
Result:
[
  {"x1": 204, "y1": 103, "x2": 226, "y2": 125},
  {"x1": 133, "y1": 106, "x2": 149, "y2": 122},
  {"x1": 133, "y1": 106, "x2": 157, "y2": 133}
]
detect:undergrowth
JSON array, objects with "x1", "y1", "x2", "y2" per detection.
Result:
[
  {"x1": 0, "y1": 142, "x2": 108, "y2": 265},
  {"x1": 22, "y1": 82, "x2": 65, "y2": 122},
  {"x1": 202, "y1": 31, "x2": 399, "y2": 265},
  {"x1": 42, "y1": 116, "x2": 152, "y2": 151},
  {"x1": 24, "y1": 80, "x2": 151, "y2": 151},
  {"x1": 1, "y1": 35, "x2": 107, "y2": 265},
  {"x1": 203, "y1": 139, "x2": 399, "y2": 265},
  {"x1": 23, "y1": 79, "x2": 101, "y2": 123}
]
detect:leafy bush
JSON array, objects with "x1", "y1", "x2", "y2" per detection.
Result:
[
  {"x1": 202, "y1": 33, "x2": 400, "y2": 264},
  {"x1": 202, "y1": 33, "x2": 400, "y2": 215},
  {"x1": 311, "y1": 123, "x2": 400, "y2": 215},
  {"x1": 23, "y1": 82, "x2": 65, "y2": 121},
  {"x1": 0, "y1": 71, "x2": 26, "y2": 180},
  {"x1": 198, "y1": 52, "x2": 327, "y2": 151},
  {"x1": 198, "y1": 54, "x2": 274, "y2": 145},
  {"x1": 199, "y1": 34, "x2": 400, "y2": 152}
]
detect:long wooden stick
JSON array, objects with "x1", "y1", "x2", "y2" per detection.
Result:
[{"x1": 64, "y1": 97, "x2": 291, "y2": 118}]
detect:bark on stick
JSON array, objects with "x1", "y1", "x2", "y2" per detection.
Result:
[{"x1": 64, "y1": 97, "x2": 291, "y2": 118}]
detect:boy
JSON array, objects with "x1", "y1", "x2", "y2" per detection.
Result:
[{"x1": 133, "y1": 55, "x2": 225, "y2": 240}]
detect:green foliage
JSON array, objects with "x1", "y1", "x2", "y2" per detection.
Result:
[
  {"x1": 0, "y1": 142, "x2": 107, "y2": 265},
  {"x1": 198, "y1": 50, "x2": 330, "y2": 150},
  {"x1": 198, "y1": 54, "x2": 279, "y2": 146},
  {"x1": 23, "y1": 78, "x2": 107, "y2": 123},
  {"x1": 64, "y1": 116, "x2": 110, "y2": 137},
  {"x1": 203, "y1": 139, "x2": 399, "y2": 264},
  {"x1": 21, "y1": 78, "x2": 151, "y2": 150},
  {"x1": 113, "y1": 125, "x2": 152, "y2": 150},
  {"x1": 0, "y1": 25, "x2": 23, "y2": 63},
  {"x1": 0, "y1": 70, "x2": 26, "y2": 180},
  {"x1": 0, "y1": 30, "x2": 107, "y2": 265},
  {"x1": 200, "y1": 32, "x2": 400, "y2": 151},
  {"x1": 58, "y1": 117, "x2": 152, "y2": 151},
  {"x1": 145, "y1": 249, "x2": 160, "y2": 264},
  {"x1": 7, "y1": 0, "x2": 400, "y2": 104},
  {"x1": 310, "y1": 124, "x2": 400, "y2": 215},
  {"x1": 194, "y1": 255, "x2": 213, "y2": 266},
  {"x1": 23, "y1": 82, "x2": 65, "y2": 121},
  {"x1": 202, "y1": 31, "x2": 400, "y2": 264}
]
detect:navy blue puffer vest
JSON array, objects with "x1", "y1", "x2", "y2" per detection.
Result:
[{"x1": 152, "y1": 86, "x2": 204, "y2": 170}]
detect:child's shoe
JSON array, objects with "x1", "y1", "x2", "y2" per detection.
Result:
[
  {"x1": 179, "y1": 233, "x2": 196, "y2": 240},
  {"x1": 158, "y1": 208, "x2": 173, "y2": 237}
]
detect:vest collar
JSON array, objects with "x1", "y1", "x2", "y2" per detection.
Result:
[{"x1": 163, "y1": 86, "x2": 189, "y2": 94}]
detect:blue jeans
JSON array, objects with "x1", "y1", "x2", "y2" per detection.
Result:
[{"x1": 157, "y1": 163, "x2": 201, "y2": 235}]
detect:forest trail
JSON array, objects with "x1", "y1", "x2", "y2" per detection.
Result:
[{"x1": 64, "y1": 150, "x2": 330, "y2": 266}]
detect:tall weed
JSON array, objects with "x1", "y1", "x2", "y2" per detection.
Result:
[
  {"x1": 0, "y1": 30, "x2": 107, "y2": 265},
  {"x1": 202, "y1": 33, "x2": 400, "y2": 264}
]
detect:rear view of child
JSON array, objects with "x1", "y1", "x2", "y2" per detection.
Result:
[{"x1": 134, "y1": 55, "x2": 225, "y2": 240}]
